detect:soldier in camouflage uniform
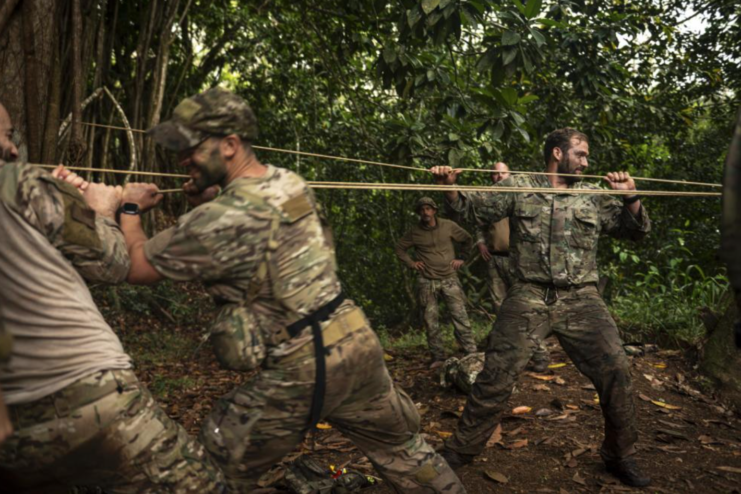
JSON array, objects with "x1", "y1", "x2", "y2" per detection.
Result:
[
  {"x1": 432, "y1": 128, "x2": 652, "y2": 488},
  {"x1": 395, "y1": 197, "x2": 477, "y2": 367},
  {"x1": 0, "y1": 103, "x2": 224, "y2": 493},
  {"x1": 474, "y1": 162, "x2": 549, "y2": 371},
  {"x1": 118, "y1": 88, "x2": 466, "y2": 493}
]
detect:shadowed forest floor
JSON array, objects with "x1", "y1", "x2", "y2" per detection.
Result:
[{"x1": 97, "y1": 284, "x2": 741, "y2": 493}]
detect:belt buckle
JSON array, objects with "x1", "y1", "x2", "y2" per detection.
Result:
[{"x1": 544, "y1": 287, "x2": 559, "y2": 306}]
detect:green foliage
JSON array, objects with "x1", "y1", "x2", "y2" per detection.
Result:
[
  {"x1": 378, "y1": 318, "x2": 491, "y2": 351},
  {"x1": 604, "y1": 231, "x2": 730, "y2": 346}
]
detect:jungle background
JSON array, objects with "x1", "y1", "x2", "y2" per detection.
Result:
[{"x1": 1, "y1": 1, "x2": 741, "y2": 491}]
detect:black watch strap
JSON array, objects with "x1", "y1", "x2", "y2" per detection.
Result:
[{"x1": 622, "y1": 194, "x2": 640, "y2": 205}]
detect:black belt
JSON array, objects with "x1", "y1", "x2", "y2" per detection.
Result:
[
  {"x1": 526, "y1": 281, "x2": 595, "y2": 305},
  {"x1": 286, "y1": 292, "x2": 346, "y2": 430}
]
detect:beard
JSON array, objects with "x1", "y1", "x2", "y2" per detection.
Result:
[
  {"x1": 557, "y1": 154, "x2": 584, "y2": 184},
  {"x1": 1, "y1": 147, "x2": 16, "y2": 162},
  {"x1": 190, "y1": 145, "x2": 227, "y2": 191}
]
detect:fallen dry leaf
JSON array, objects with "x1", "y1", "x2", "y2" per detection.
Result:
[
  {"x1": 486, "y1": 424, "x2": 503, "y2": 447},
  {"x1": 652, "y1": 362, "x2": 667, "y2": 369},
  {"x1": 436, "y1": 431, "x2": 453, "y2": 439},
  {"x1": 383, "y1": 353, "x2": 394, "y2": 361},
  {"x1": 532, "y1": 384, "x2": 551, "y2": 392},
  {"x1": 566, "y1": 404, "x2": 579, "y2": 410},
  {"x1": 650, "y1": 400, "x2": 682, "y2": 410},
  {"x1": 554, "y1": 377, "x2": 566, "y2": 386},
  {"x1": 512, "y1": 406, "x2": 532, "y2": 414},
  {"x1": 572, "y1": 472, "x2": 587, "y2": 486},
  {"x1": 638, "y1": 393, "x2": 652, "y2": 402},
  {"x1": 565, "y1": 458, "x2": 578, "y2": 468},
  {"x1": 529, "y1": 373, "x2": 557, "y2": 381},
  {"x1": 316, "y1": 422, "x2": 332, "y2": 430},
  {"x1": 509, "y1": 438, "x2": 528, "y2": 449},
  {"x1": 717, "y1": 466, "x2": 741, "y2": 474},
  {"x1": 484, "y1": 470, "x2": 509, "y2": 484},
  {"x1": 548, "y1": 363, "x2": 567, "y2": 369},
  {"x1": 506, "y1": 426, "x2": 524, "y2": 436}
]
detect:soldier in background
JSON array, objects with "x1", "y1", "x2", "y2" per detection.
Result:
[
  {"x1": 433, "y1": 128, "x2": 652, "y2": 488},
  {"x1": 395, "y1": 197, "x2": 478, "y2": 368},
  {"x1": 118, "y1": 88, "x2": 466, "y2": 493},
  {"x1": 0, "y1": 103, "x2": 224, "y2": 492},
  {"x1": 475, "y1": 162, "x2": 549, "y2": 371}
]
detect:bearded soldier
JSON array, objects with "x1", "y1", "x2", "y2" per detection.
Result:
[
  {"x1": 0, "y1": 102, "x2": 225, "y2": 492},
  {"x1": 117, "y1": 88, "x2": 466, "y2": 493},
  {"x1": 432, "y1": 128, "x2": 652, "y2": 487},
  {"x1": 395, "y1": 197, "x2": 477, "y2": 368}
]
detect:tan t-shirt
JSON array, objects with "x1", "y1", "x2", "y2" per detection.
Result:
[
  {"x1": 394, "y1": 218, "x2": 473, "y2": 279},
  {"x1": 0, "y1": 162, "x2": 132, "y2": 405}
]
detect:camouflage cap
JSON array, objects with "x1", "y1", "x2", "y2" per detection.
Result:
[
  {"x1": 416, "y1": 196, "x2": 438, "y2": 212},
  {"x1": 148, "y1": 87, "x2": 259, "y2": 152}
]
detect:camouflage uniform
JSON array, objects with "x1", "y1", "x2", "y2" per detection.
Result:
[
  {"x1": 395, "y1": 199, "x2": 477, "y2": 361},
  {"x1": 145, "y1": 89, "x2": 466, "y2": 493},
  {"x1": 444, "y1": 174, "x2": 650, "y2": 463},
  {"x1": 0, "y1": 162, "x2": 225, "y2": 493}
]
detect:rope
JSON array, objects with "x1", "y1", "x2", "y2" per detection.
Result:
[
  {"x1": 73, "y1": 121, "x2": 721, "y2": 189},
  {"x1": 36, "y1": 164, "x2": 720, "y2": 197}
]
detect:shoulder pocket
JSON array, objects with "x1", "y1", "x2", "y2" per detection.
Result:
[{"x1": 42, "y1": 177, "x2": 102, "y2": 251}]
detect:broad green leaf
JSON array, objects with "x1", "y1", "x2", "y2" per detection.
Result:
[
  {"x1": 516, "y1": 127, "x2": 530, "y2": 142},
  {"x1": 407, "y1": 7, "x2": 422, "y2": 28},
  {"x1": 383, "y1": 46, "x2": 397, "y2": 64},
  {"x1": 421, "y1": 0, "x2": 441, "y2": 15},
  {"x1": 518, "y1": 94, "x2": 539, "y2": 104},
  {"x1": 524, "y1": 0, "x2": 542, "y2": 19},
  {"x1": 530, "y1": 28, "x2": 546, "y2": 47},
  {"x1": 503, "y1": 48, "x2": 518, "y2": 66},
  {"x1": 448, "y1": 132, "x2": 460, "y2": 141},
  {"x1": 502, "y1": 31, "x2": 521, "y2": 46},
  {"x1": 511, "y1": 0, "x2": 526, "y2": 15},
  {"x1": 501, "y1": 87, "x2": 518, "y2": 106},
  {"x1": 491, "y1": 120, "x2": 505, "y2": 141}
]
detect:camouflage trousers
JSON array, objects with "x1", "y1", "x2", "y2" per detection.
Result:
[
  {"x1": 418, "y1": 276, "x2": 477, "y2": 361},
  {"x1": 200, "y1": 306, "x2": 466, "y2": 493},
  {"x1": 486, "y1": 255, "x2": 513, "y2": 315},
  {"x1": 446, "y1": 283, "x2": 638, "y2": 462},
  {"x1": 0, "y1": 369, "x2": 225, "y2": 493},
  {"x1": 487, "y1": 258, "x2": 549, "y2": 368}
]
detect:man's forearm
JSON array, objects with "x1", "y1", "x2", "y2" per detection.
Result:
[{"x1": 120, "y1": 215, "x2": 163, "y2": 285}]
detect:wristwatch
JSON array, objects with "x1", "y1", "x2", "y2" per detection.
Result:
[
  {"x1": 622, "y1": 194, "x2": 640, "y2": 205},
  {"x1": 120, "y1": 203, "x2": 141, "y2": 215}
]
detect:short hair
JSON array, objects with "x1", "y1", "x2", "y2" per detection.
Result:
[{"x1": 543, "y1": 128, "x2": 588, "y2": 165}]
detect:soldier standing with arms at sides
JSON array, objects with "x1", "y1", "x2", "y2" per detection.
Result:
[
  {"x1": 432, "y1": 128, "x2": 652, "y2": 487},
  {"x1": 474, "y1": 162, "x2": 549, "y2": 371},
  {"x1": 0, "y1": 102, "x2": 225, "y2": 492},
  {"x1": 117, "y1": 88, "x2": 466, "y2": 493},
  {"x1": 395, "y1": 197, "x2": 478, "y2": 369}
]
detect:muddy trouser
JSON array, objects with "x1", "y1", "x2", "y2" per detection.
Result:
[
  {"x1": 488, "y1": 256, "x2": 549, "y2": 368},
  {"x1": 418, "y1": 276, "x2": 477, "y2": 361},
  {"x1": 200, "y1": 305, "x2": 466, "y2": 493},
  {"x1": 0, "y1": 369, "x2": 225, "y2": 493},
  {"x1": 445, "y1": 282, "x2": 637, "y2": 462}
]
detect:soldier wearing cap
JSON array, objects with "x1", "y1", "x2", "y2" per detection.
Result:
[
  {"x1": 116, "y1": 87, "x2": 466, "y2": 493},
  {"x1": 395, "y1": 196, "x2": 477, "y2": 368},
  {"x1": 0, "y1": 102, "x2": 225, "y2": 492}
]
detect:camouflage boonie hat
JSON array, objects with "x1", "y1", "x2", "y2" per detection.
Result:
[
  {"x1": 416, "y1": 196, "x2": 438, "y2": 212},
  {"x1": 148, "y1": 87, "x2": 259, "y2": 152}
]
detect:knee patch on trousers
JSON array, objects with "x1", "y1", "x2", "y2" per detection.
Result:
[{"x1": 414, "y1": 460, "x2": 440, "y2": 484}]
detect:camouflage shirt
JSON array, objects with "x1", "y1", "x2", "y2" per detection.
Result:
[
  {"x1": 447, "y1": 174, "x2": 650, "y2": 286},
  {"x1": 145, "y1": 165, "x2": 342, "y2": 363}
]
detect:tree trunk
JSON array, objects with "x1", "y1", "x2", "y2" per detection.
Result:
[{"x1": 700, "y1": 299, "x2": 741, "y2": 410}]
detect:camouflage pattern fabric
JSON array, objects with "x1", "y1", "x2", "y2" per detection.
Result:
[
  {"x1": 148, "y1": 87, "x2": 259, "y2": 152},
  {"x1": 0, "y1": 370, "x2": 225, "y2": 493},
  {"x1": 0, "y1": 161, "x2": 130, "y2": 283},
  {"x1": 446, "y1": 283, "x2": 637, "y2": 461},
  {"x1": 417, "y1": 276, "x2": 477, "y2": 361},
  {"x1": 447, "y1": 174, "x2": 651, "y2": 286},
  {"x1": 201, "y1": 317, "x2": 465, "y2": 493},
  {"x1": 440, "y1": 352, "x2": 485, "y2": 395},
  {"x1": 145, "y1": 166, "x2": 465, "y2": 493},
  {"x1": 486, "y1": 254, "x2": 513, "y2": 314},
  {"x1": 486, "y1": 255, "x2": 549, "y2": 368}
]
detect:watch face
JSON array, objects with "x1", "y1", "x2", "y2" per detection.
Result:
[{"x1": 122, "y1": 203, "x2": 140, "y2": 214}]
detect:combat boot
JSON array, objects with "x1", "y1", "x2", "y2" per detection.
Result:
[
  {"x1": 605, "y1": 458, "x2": 651, "y2": 487},
  {"x1": 440, "y1": 448, "x2": 475, "y2": 470}
]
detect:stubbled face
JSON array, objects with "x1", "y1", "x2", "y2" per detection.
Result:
[
  {"x1": 557, "y1": 137, "x2": 589, "y2": 183},
  {"x1": 178, "y1": 137, "x2": 227, "y2": 191},
  {"x1": 418, "y1": 204, "x2": 437, "y2": 224},
  {"x1": 491, "y1": 166, "x2": 510, "y2": 184},
  {"x1": 0, "y1": 106, "x2": 19, "y2": 162}
]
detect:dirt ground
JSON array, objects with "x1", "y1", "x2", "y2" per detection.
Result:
[{"x1": 117, "y1": 302, "x2": 741, "y2": 494}]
